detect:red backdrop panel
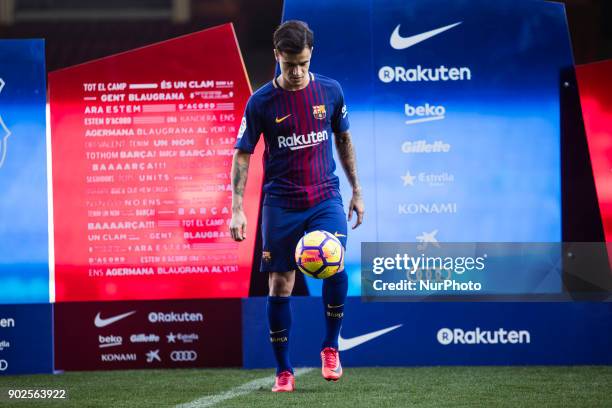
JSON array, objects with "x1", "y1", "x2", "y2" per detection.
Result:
[
  {"x1": 49, "y1": 24, "x2": 263, "y2": 301},
  {"x1": 576, "y1": 60, "x2": 612, "y2": 242}
]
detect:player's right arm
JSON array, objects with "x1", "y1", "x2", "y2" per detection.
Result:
[
  {"x1": 230, "y1": 150, "x2": 250, "y2": 241},
  {"x1": 229, "y1": 96, "x2": 262, "y2": 242}
]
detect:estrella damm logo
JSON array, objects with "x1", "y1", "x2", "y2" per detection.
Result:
[{"x1": 312, "y1": 104, "x2": 326, "y2": 120}]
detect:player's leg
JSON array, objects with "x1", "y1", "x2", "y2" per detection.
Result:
[
  {"x1": 261, "y1": 204, "x2": 304, "y2": 392},
  {"x1": 306, "y1": 197, "x2": 348, "y2": 381},
  {"x1": 268, "y1": 271, "x2": 296, "y2": 392}
]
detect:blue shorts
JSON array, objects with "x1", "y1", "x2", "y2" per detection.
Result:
[{"x1": 260, "y1": 197, "x2": 347, "y2": 273}]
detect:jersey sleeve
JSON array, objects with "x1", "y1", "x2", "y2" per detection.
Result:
[
  {"x1": 234, "y1": 96, "x2": 262, "y2": 153},
  {"x1": 331, "y1": 82, "x2": 350, "y2": 134}
]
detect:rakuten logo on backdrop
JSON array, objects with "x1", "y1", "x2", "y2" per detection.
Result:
[
  {"x1": 437, "y1": 327, "x2": 531, "y2": 345},
  {"x1": 148, "y1": 312, "x2": 204, "y2": 323},
  {"x1": 379, "y1": 65, "x2": 471, "y2": 83}
]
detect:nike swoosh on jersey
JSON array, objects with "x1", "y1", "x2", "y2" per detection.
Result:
[
  {"x1": 390, "y1": 22, "x2": 462, "y2": 50},
  {"x1": 338, "y1": 324, "x2": 403, "y2": 351},
  {"x1": 334, "y1": 232, "x2": 347, "y2": 238},
  {"x1": 269, "y1": 329, "x2": 287, "y2": 334},
  {"x1": 94, "y1": 311, "x2": 136, "y2": 328},
  {"x1": 275, "y1": 114, "x2": 292, "y2": 123}
]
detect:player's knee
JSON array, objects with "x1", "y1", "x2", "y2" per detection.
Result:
[{"x1": 268, "y1": 273, "x2": 294, "y2": 296}]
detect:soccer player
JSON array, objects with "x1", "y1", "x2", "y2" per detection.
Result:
[{"x1": 230, "y1": 20, "x2": 364, "y2": 392}]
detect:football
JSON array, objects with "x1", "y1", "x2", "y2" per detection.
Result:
[{"x1": 295, "y1": 230, "x2": 344, "y2": 279}]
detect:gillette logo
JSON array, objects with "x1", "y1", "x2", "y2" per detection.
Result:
[
  {"x1": 278, "y1": 130, "x2": 328, "y2": 151},
  {"x1": 402, "y1": 140, "x2": 450, "y2": 153},
  {"x1": 405, "y1": 103, "x2": 446, "y2": 125},
  {"x1": 437, "y1": 327, "x2": 531, "y2": 345}
]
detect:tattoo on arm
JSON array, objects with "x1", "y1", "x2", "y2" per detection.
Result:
[
  {"x1": 231, "y1": 151, "x2": 251, "y2": 211},
  {"x1": 334, "y1": 131, "x2": 361, "y2": 192}
]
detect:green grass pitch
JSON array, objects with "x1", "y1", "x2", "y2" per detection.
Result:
[{"x1": 0, "y1": 366, "x2": 610, "y2": 407}]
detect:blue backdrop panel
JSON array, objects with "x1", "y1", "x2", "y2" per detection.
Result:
[
  {"x1": 0, "y1": 304, "x2": 53, "y2": 375},
  {"x1": 0, "y1": 40, "x2": 49, "y2": 304},
  {"x1": 282, "y1": 0, "x2": 572, "y2": 296},
  {"x1": 243, "y1": 297, "x2": 612, "y2": 367}
]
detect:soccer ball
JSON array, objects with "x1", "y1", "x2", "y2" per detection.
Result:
[{"x1": 295, "y1": 230, "x2": 344, "y2": 279}]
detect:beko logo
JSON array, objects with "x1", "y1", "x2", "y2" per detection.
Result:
[
  {"x1": 437, "y1": 327, "x2": 531, "y2": 345},
  {"x1": 170, "y1": 350, "x2": 198, "y2": 362},
  {"x1": 98, "y1": 335, "x2": 123, "y2": 348},
  {"x1": 405, "y1": 103, "x2": 446, "y2": 125}
]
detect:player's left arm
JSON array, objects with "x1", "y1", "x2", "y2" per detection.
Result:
[{"x1": 334, "y1": 130, "x2": 364, "y2": 229}]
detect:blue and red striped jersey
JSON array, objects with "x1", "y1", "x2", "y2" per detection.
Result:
[{"x1": 235, "y1": 72, "x2": 350, "y2": 208}]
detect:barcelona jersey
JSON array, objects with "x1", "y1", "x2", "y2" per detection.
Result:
[{"x1": 234, "y1": 72, "x2": 350, "y2": 208}]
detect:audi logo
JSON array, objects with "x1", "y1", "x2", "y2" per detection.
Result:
[{"x1": 170, "y1": 350, "x2": 197, "y2": 362}]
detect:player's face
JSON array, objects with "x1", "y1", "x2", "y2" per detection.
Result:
[{"x1": 275, "y1": 47, "x2": 312, "y2": 89}]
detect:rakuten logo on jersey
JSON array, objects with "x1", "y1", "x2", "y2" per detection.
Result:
[
  {"x1": 278, "y1": 130, "x2": 328, "y2": 151},
  {"x1": 379, "y1": 65, "x2": 471, "y2": 83},
  {"x1": 437, "y1": 327, "x2": 531, "y2": 345},
  {"x1": 405, "y1": 103, "x2": 446, "y2": 125}
]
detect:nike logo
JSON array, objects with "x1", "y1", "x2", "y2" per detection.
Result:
[
  {"x1": 275, "y1": 114, "x2": 292, "y2": 123},
  {"x1": 390, "y1": 22, "x2": 462, "y2": 50},
  {"x1": 269, "y1": 329, "x2": 287, "y2": 334},
  {"x1": 334, "y1": 232, "x2": 346, "y2": 238},
  {"x1": 327, "y1": 304, "x2": 344, "y2": 309},
  {"x1": 338, "y1": 324, "x2": 402, "y2": 351},
  {"x1": 94, "y1": 311, "x2": 136, "y2": 328}
]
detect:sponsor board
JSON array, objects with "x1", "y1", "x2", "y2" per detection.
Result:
[
  {"x1": 243, "y1": 298, "x2": 612, "y2": 367},
  {"x1": 0, "y1": 305, "x2": 53, "y2": 375},
  {"x1": 282, "y1": 0, "x2": 570, "y2": 296},
  {"x1": 55, "y1": 299, "x2": 241, "y2": 370}
]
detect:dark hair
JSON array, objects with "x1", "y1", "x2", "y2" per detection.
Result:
[{"x1": 273, "y1": 20, "x2": 314, "y2": 54}]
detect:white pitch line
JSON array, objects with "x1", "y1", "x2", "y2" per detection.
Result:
[{"x1": 175, "y1": 368, "x2": 313, "y2": 408}]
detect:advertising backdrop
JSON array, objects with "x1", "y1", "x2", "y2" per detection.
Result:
[
  {"x1": 282, "y1": 0, "x2": 573, "y2": 296},
  {"x1": 243, "y1": 297, "x2": 612, "y2": 368}
]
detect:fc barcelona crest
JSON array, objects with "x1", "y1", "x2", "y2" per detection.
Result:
[{"x1": 312, "y1": 104, "x2": 326, "y2": 120}]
